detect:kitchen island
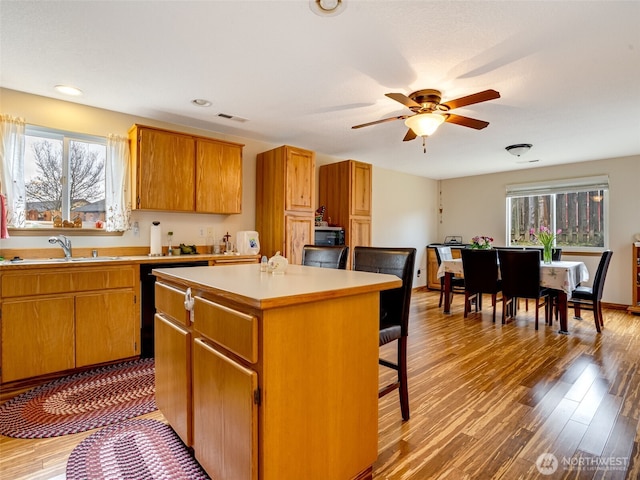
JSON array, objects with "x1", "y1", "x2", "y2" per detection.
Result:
[{"x1": 152, "y1": 263, "x2": 401, "y2": 480}]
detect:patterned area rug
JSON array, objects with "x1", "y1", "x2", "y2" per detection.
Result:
[
  {"x1": 66, "y1": 419, "x2": 210, "y2": 480},
  {"x1": 0, "y1": 358, "x2": 156, "y2": 438}
]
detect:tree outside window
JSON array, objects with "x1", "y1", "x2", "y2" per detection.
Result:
[{"x1": 24, "y1": 128, "x2": 106, "y2": 226}]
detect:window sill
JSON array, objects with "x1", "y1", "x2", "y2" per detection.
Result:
[{"x1": 7, "y1": 228, "x2": 123, "y2": 237}]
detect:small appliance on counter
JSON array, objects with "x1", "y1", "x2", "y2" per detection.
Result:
[
  {"x1": 444, "y1": 236, "x2": 463, "y2": 245},
  {"x1": 314, "y1": 226, "x2": 345, "y2": 246},
  {"x1": 236, "y1": 230, "x2": 261, "y2": 255}
]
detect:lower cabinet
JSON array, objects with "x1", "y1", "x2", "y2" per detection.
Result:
[
  {"x1": 76, "y1": 290, "x2": 138, "y2": 367},
  {"x1": 193, "y1": 338, "x2": 258, "y2": 480},
  {"x1": 154, "y1": 313, "x2": 192, "y2": 446},
  {"x1": 426, "y1": 246, "x2": 463, "y2": 290},
  {"x1": 284, "y1": 214, "x2": 314, "y2": 265},
  {"x1": 1, "y1": 297, "x2": 75, "y2": 382},
  {"x1": 0, "y1": 265, "x2": 140, "y2": 384}
]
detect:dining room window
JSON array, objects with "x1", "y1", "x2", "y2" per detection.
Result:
[{"x1": 506, "y1": 175, "x2": 609, "y2": 251}]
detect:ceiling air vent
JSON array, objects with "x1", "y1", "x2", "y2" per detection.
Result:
[{"x1": 217, "y1": 113, "x2": 248, "y2": 123}]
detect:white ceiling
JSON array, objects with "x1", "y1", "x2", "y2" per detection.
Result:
[{"x1": 2, "y1": 1, "x2": 639, "y2": 180}]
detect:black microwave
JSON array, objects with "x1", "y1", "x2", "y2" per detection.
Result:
[{"x1": 314, "y1": 227, "x2": 345, "y2": 246}]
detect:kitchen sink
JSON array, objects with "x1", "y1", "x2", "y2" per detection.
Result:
[
  {"x1": 6, "y1": 256, "x2": 122, "y2": 264},
  {"x1": 70, "y1": 256, "x2": 122, "y2": 262}
]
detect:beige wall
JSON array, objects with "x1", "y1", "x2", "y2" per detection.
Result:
[
  {"x1": 1, "y1": 88, "x2": 438, "y2": 287},
  {"x1": 2, "y1": 88, "x2": 637, "y2": 302},
  {"x1": 438, "y1": 156, "x2": 640, "y2": 305}
]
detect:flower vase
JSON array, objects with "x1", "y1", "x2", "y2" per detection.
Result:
[{"x1": 543, "y1": 244, "x2": 552, "y2": 264}]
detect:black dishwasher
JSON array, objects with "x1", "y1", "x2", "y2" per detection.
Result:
[{"x1": 140, "y1": 261, "x2": 209, "y2": 357}]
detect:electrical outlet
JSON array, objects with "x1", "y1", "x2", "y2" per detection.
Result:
[
  {"x1": 206, "y1": 227, "x2": 214, "y2": 237},
  {"x1": 199, "y1": 227, "x2": 205, "y2": 237},
  {"x1": 417, "y1": 269, "x2": 421, "y2": 277}
]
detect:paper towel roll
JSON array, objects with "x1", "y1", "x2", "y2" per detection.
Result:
[{"x1": 150, "y1": 222, "x2": 162, "y2": 256}]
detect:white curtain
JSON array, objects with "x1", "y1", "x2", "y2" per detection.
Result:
[
  {"x1": 105, "y1": 134, "x2": 131, "y2": 232},
  {"x1": 0, "y1": 115, "x2": 26, "y2": 228}
]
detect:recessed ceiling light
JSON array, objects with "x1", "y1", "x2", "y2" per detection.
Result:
[
  {"x1": 191, "y1": 99, "x2": 212, "y2": 107},
  {"x1": 54, "y1": 85, "x2": 83, "y2": 96},
  {"x1": 309, "y1": 0, "x2": 346, "y2": 17}
]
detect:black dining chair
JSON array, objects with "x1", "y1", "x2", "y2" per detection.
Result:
[
  {"x1": 353, "y1": 246, "x2": 416, "y2": 421},
  {"x1": 301, "y1": 244, "x2": 349, "y2": 269},
  {"x1": 571, "y1": 250, "x2": 613, "y2": 333},
  {"x1": 461, "y1": 249, "x2": 502, "y2": 322},
  {"x1": 498, "y1": 249, "x2": 551, "y2": 330},
  {"x1": 435, "y1": 246, "x2": 465, "y2": 308}
]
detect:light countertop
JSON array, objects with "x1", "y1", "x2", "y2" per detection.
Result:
[
  {"x1": 0, "y1": 253, "x2": 259, "y2": 269},
  {"x1": 153, "y1": 263, "x2": 402, "y2": 310}
]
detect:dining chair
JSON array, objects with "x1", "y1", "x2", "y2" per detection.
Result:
[
  {"x1": 353, "y1": 246, "x2": 416, "y2": 421},
  {"x1": 498, "y1": 249, "x2": 551, "y2": 330},
  {"x1": 435, "y1": 246, "x2": 464, "y2": 308},
  {"x1": 460, "y1": 249, "x2": 502, "y2": 322},
  {"x1": 571, "y1": 250, "x2": 613, "y2": 333},
  {"x1": 301, "y1": 244, "x2": 349, "y2": 269}
]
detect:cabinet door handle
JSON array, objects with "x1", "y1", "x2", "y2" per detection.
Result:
[{"x1": 184, "y1": 288, "x2": 194, "y2": 311}]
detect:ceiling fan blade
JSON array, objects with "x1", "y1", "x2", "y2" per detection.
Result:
[
  {"x1": 445, "y1": 113, "x2": 490, "y2": 130},
  {"x1": 403, "y1": 129, "x2": 417, "y2": 142},
  {"x1": 441, "y1": 89, "x2": 500, "y2": 110},
  {"x1": 385, "y1": 93, "x2": 421, "y2": 109},
  {"x1": 351, "y1": 115, "x2": 409, "y2": 129}
]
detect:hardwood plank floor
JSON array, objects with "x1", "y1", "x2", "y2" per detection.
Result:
[
  {"x1": 374, "y1": 289, "x2": 639, "y2": 480},
  {"x1": 1, "y1": 288, "x2": 638, "y2": 479}
]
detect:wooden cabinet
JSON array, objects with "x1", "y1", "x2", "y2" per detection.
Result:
[
  {"x1": 154, "y1": 281, "x2": 193, "y2": 446},
  {"x1": 196, "y1": 138, "x2": 243, "y2": 213},
  {"x1": 153, "y1": 265, "x2": 386, "y2": 480},
  {"x1": 630, "y1": 243, "x2": 640, "y2": 314},
  {"x1": 1, "y1": 297, "x2": 75, "y2": 382},
  {"x1": 76, "y1": 290, "x2": 138, "y2": 367},
  {"x1": 426, "y1": 246, "x2": 463, "y2": 290},
  {"x1": 0, "y1": 265, "x2": 140, "y2": 383},
  {"x1": 155, "y1": 314, "x2": 191, "y2": 443},
  {"x1": 129, "y1": 124, "x2": 243, "y2": 213},
  {"x1": 193, "y1": 338, "x2": 258, "y2": 480},
  {"x1": 256, "y1": 145, "x2": 315, "y2": 263},
  {"x1": 318, "y1": 160, "x2": 372, "y2": 268},
  {"x1": 191, "y1": 297, "x2": 258, "y2": 480}
]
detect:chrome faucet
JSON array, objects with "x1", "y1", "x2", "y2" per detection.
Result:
[{"x1": 48, "y1": 235, "x2": 72, "y2": 259}]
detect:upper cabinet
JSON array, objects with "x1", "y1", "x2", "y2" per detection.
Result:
[
  {"x1": 196, "y1": 138, "x2": 243, "y2": 214},
  {"x1": 284, "y1": 148, "x2": 315, "y2": 211},
  {"x1": 129, "y1": 124, "x2": 244, "y2": 214},
  {"x1": 256, "y1": 145, "x2": 315, "y2": 263}
]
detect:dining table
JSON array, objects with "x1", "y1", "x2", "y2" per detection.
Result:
[{"x1": 437, "y1": 258, "x2": 589, "y2": 334}]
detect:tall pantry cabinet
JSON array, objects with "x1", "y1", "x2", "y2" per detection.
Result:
[
  {"x1": 318, "y1": 160, "x2": 372, "y2": 268},
  {"x1": 255, "y1": 145, "x2": 315, "y2": 265}
]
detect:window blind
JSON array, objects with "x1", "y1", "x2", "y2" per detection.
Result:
[{"x1": 505, "y1": 175, "x2": 609, "y2": 197}]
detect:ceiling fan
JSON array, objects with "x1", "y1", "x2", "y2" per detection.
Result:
[{"x1": 352, "y1": 88, "x2": 500, "y2": 142}]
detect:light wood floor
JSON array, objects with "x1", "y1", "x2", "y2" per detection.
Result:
[{"x1": 1, "y1": 288, "x2": 638, "y2": 480}]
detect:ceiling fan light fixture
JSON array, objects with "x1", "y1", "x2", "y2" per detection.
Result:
[
  {"x1": 309, "y1": 0, "x2": 346, "y2": 17},
  {"x1": 404, "y1": 113, "x2": 445, "y2": 137},
  {"x1": 505, "y1": 143, "x2": 532, "y2": 157}
]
